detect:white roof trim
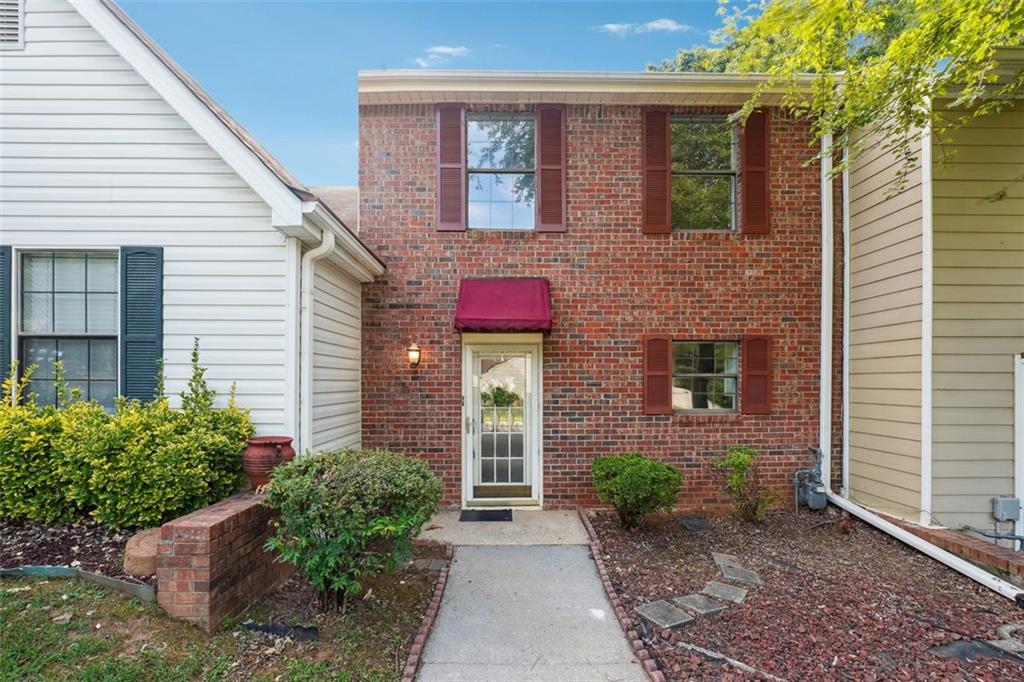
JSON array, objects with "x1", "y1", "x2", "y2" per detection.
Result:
[
  {"x1": 71, "y1": 0, "x2": 304, "y2": 226},
  {"x1": 302, "y1": 202, "x2": 386, "y2": 282},
  {"x1": 359, "y1": 69, "x2": 819, "y2": 104}
]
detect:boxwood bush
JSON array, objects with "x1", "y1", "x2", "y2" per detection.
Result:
[
  {"x1": 0, "y1": 340, "x2": 253, "y2": 529},
  {"x1": 592, "y1": 452, "x2": 682, "y2": 529},
  {"x1": 263, "y1": 448, "x2": 442, "y2": 611}
]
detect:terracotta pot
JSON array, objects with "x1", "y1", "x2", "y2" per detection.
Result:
[{"x1": 242, "y1": 436, "x2": 294, "y2": 489}]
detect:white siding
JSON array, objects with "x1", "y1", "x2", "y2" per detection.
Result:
[
  {"x1": 310, "y1": 260, "x2": 361, "y2": 452},
  {"x1": 846, "y1": 129, "x2": 925, "y2": 520},
  {"x1": 0, "y1": 0, "x2": 290, "y2": 434}
]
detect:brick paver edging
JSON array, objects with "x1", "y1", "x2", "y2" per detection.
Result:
[
  {"x1": 881, "y1": 514, "x2": 1024, "y2": 579},
  {"x1": 577, "y1": 508, "x2": 667, "y2": 682},
  {"x1": 401, "y1": 544, "x2": 454, "y2": 682}
]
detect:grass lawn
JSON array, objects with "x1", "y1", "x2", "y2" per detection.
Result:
[{"x1": 1, "y1": 546, "x2": 443, "y2": 682}]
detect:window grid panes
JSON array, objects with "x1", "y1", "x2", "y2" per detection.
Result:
[
  {"x1": 671, "y1": 341, "x2": 738, "y2": 411},
  {"x1": 670, "y1": 116, "x2": 737, "y2": 231},
  {"x1": 19, "y1": 251, "x2": 118, "y2": 411},
  {"x1": 467, "y1": 114, "x2": 536, "y2": 230},
  {"x1": 21, "y1": 251, "x2": 117, "y2": 335}
]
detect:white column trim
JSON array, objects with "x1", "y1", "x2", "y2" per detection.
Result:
[{"x1": 920, "y1": 119, "x2": 934, "y2": 526}]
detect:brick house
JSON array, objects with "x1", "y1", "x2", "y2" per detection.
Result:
[{"x1": 357, "y1": 72, "x2": 844, "y2": 509}]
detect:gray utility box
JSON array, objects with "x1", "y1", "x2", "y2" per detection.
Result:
[{"x1": 992, "y1": 496, "x2": 1021, "y2": 522}]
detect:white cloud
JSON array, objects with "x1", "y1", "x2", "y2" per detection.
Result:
[
  {"x1": 597, "y1": 18, "x2": 693, "y2": 36},
  {"x1": 414, "y1": 44, "x2": 471, "y2": 68}
]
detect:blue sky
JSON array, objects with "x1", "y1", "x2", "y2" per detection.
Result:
[{"x1": 121, "y1": 1, "x2": 723, "y2": 186}]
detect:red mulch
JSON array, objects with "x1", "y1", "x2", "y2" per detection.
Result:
[
  {"x1": 0, "y1": 518, "x2": 153, "y2": 587},
  {"x1": 591, "y1": 506, "x2": 1024, "y2": 681}
]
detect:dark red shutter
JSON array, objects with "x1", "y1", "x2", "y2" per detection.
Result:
[
  {"x1": 741, "y1": 109, "x2": 770, "y2": 234},
  {"x1": 741, "y1": 335, "x2": 771, "y2": 414},
  {"x1": 437, "y1": 104, "x2": 466, "y2": 231},
  {"x1": 642, "y1": 334, "x2": 673, "y2": 415},
  {"x1": 536, "y1": 105, "x2": 566, "y2": 232},
  {"x1": 642, "y1": 109, "x2": 671, "y2": 234}
]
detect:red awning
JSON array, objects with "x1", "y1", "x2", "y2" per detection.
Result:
[{"x1": 454, "y1": 278, "x2": 552, "y2": 333}]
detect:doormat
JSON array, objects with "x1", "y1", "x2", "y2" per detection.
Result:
[{"x1": 459, "y1": 509, "x2": 513, "y2": 522}]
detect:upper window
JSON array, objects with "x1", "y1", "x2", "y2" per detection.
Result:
[
  {"x1": 19, "y1": 251, "x2": 118, "y2": 409},
  {"x1": 671, "y1": 117, "x2": 737, "y2": 231},
  {"x1": 672, "y1": 341, "x2": 738, "y2": 411},
  {"x1": 467, "y1": 114, "x2": 536, "y2": 230}
]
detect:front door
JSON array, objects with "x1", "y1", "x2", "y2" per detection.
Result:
[{"x1": 463, "y1": 337, "x2": 542, "y2": 504}]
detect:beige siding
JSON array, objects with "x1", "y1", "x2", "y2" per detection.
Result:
[
  {"x1": 0, "y1": 0, "x2": 290, "y2": 434},
  {"x1": 310, "y1": 261, "x2": 362, "y2": 452},
  {"x1": 847, "y1": 129, "x2": 924, "y2": 520},
  {"x1": 930, "y1": 100, "x2": 1024, "y2": 529}
]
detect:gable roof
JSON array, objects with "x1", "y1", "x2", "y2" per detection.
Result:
[
  {"x1": 98, "y1": 0, "x2": 311, "y2": 199},
  {"x1": 69, "y1": 0, "x2": 383, "y2": 278}
]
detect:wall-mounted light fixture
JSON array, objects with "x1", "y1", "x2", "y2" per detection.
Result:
[{"x1": 407, "y1": 343, "x2": 421, "y2": 368}]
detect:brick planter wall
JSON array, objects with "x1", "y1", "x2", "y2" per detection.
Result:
[
  {"x1": 359, "y1": 102, "x2": 844, "y2": 508},
  {"x1": 157, "y1": 492, "x2": 292, "y2": 632}
]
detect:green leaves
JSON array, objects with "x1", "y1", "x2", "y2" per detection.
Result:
[
  {"x1": 715, "y1": 446, "x2": 777, "y2": 522},
  {"x1": 263, "y1": 449, "x2": 442, "y2": 611},
  {"x1": 592, "y1": 453, "x2": 682, "y2": 529},
  {"x1": 0, "y1": 344, "x2": 253, "y2": 529},
  {"x1": 653, "y1": 0, "x2": 1024, "y2": 192}
]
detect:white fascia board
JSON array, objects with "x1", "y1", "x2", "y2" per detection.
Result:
[
  {"x1": 71, "y1": 0, "x2": 303, "y2": 227},
  {"x1": 301, "y1": 202, "x2": 385, "y2": 282}
]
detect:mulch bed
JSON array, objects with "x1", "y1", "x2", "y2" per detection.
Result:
[
  {"x1": 591, "y1": 506, "x2": 1024, "y2": 681},
  {"x1": 0, "y1": 518, "x2": 153, "y2": 587}
]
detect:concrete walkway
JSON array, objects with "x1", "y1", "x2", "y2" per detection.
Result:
[{"x1": 416, "y1": 513, "x2": 645, "y2": 682}]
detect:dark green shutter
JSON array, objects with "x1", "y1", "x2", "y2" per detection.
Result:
[
  {"x1": 120, "y1": 247, "x2": 163, "y2": 401},
  {"x1": 0, "y1": 246, "x2": 10, "y2": 379}
]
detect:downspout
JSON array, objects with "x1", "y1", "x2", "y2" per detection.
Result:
[
  {"x1": 299, "y1": 229, "x2": 335, "y2": 455},
  {"x1": 841, "y1": 147, "x2": 851, "y2": 496},
  {"x1": 1015, "y1": 353, "x2": 1024, "y2": 550},
  {"x1": 819, "y1": 135, "x2": 1024, "y2": 604}
]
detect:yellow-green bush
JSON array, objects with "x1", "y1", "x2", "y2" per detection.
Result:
[
  {"x1": 0, "y1": 372, "x2": 73, "y2": 523},
  {"x1": 0, "y1": 340, "x2": 253, "y2": 529}
]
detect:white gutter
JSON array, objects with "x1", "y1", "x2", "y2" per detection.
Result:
[
  {"x1": 1014, "y1": 353, "x2": 1024, "y2": 550},
  {"x1": 841, "y1": 147, "x2": 851, "y2": 496},
  {"x1": 298, "y1": 229, "x2": 335, "y2": 455},
  {"x1": 821, "y1": 135, "x2": 1024, "y2": 605}
]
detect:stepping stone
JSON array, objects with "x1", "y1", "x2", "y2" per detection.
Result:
[
  {"x1": 720, "y1": 563, "x2": 762, "y2": 585},
  {"x1": 711, "y1": 552, "x2": 742, "y2": 569},
  {"x1": 678, "y1": 515, "x2": 711, "y2": 532},
  {"x1": 673, "y1": 594, "x2": 728, "y2": 616},
  {"x1": 702, "y1": 581, "x2": 748, "y2": 604},
  {"x1": 635, "y1": 600, "x2": 694, "y2": 628}
]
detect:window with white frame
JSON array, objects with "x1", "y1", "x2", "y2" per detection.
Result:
[
  {"x1": 467, "y1": 113, "x2": 536, "y2": 230},
  {"x1": 670, "y1": 116, "x2": 737, "y2": 231},
  {"x1": 19, "y1": 251, "x2": 118, "y2": 409},
  {"x1": 672, "y1": 341, "x2": 738, "y2": 411}
]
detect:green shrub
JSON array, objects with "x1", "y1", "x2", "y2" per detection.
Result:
[
  {"x1": 592, "y1": 453, "x2": 682, "y2": 529},
  {"x1": 263, "y1": 448, "x2": 442, "y2": 611},
  {"x1": 0, "y1": 340, "x2": 253, "y2": 529},
  {"x1": 715, "y1": 446, "x2": 777, "y2": 522},
  {"x1": 0, "y1": 366, "x2": 74, "y2": 523}
]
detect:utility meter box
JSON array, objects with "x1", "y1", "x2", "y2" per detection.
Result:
[{"x1": 992, "y1": 496, "x2": 1021, "y2": 522}]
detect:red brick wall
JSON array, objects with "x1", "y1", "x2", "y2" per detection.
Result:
[
  {"x1": 157, "y1": 493, "x2": 292, "y2": 632},
  {"x1": 359, "y1": 102, "x2": 844, "y2": 508}
]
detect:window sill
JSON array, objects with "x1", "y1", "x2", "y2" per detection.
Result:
[{"x1": 671, "y1": 410, "x2": 745, "y2": 425}]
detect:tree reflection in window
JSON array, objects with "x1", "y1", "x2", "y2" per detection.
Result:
[
  {"x1": 670, "y1": 117, "x2": 737, "y2": 231},
  {"x1": 468, "y1": 114, "x2": 536, "y2": 229}
]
